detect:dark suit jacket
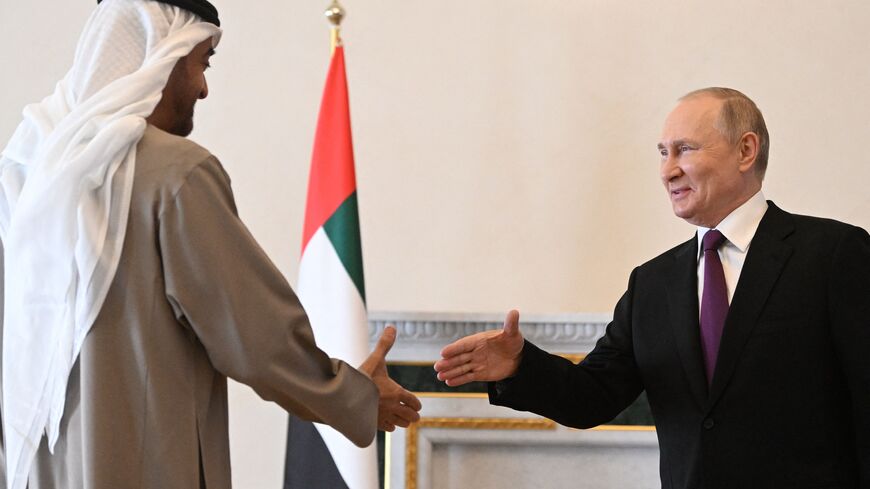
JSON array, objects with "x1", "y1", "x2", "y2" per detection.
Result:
[{"x1": 490, "y1": 202, "x2": 870, "y2": 489}]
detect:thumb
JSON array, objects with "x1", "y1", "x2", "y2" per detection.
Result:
[
  {"x1": 503, "y1": 310, "x2": 520, "y2": 337},
  {"x1": 372, "y1": 325, "x2": 397, "y2": 359}
]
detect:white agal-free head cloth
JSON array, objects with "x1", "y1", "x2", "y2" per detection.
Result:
[{"x1": 0, "y1": 1, "x2": 221, "y2": 487}]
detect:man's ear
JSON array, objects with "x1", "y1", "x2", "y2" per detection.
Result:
[{"x1": 737, "y1": 131, "x2": 759, "y2": 174}]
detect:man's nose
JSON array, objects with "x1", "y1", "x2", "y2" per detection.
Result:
[
  {"x1": 199, "y1": 78, "x2": 209, "y2": 99},
  {"x1": 660, "y1": 155, "x2": 682, "y2": 182}
]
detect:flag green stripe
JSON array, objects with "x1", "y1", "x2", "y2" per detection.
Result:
[{"x1": 322, "y1": 192, "x2": 366, "y2": 302}]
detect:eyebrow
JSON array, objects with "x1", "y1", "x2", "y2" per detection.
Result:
[
  {"x1": 207, "y1": 48, "x2": 216, "y2": 57},
  {"x1": 657, "y1": 139, "x2": 699, "y2": 150}
]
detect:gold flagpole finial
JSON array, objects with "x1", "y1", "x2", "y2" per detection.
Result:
[
  {"x1": 325, "y1": 0, "x2": 345, "y2": 53},
  {"x1": 325, "y1": 0, "x2": 345, "y2": 27}
]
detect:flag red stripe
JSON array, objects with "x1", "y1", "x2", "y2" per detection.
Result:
[{"x1": 302, "y1": 46, "x2": 357, "y2": 253}]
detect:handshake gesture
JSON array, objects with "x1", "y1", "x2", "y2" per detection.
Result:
[
  {"x1": 434, "y1": 310, "x2": 525, "y2": 386},
  {"x1": 360, "y1": 310, "x2": 524, "y2": 433},
  {"x1": 359, "y1": 326, "x2": 422, "y2": 432}
]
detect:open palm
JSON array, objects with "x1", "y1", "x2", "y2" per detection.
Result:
[{"x1": 434, "y1": 310, "x2": 524, "y2": 386}]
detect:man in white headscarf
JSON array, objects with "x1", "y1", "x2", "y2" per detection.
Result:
[{"x1": 0, "y1": 1, "x2": 421, "y2": 488}]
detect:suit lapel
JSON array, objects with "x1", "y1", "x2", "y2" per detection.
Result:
[
  {"x1": 707, "y1": 202, "x2": 795, "y2": 407},
  {"x1": 666, "y1": 235, "x2": 708, "y2": 408}
]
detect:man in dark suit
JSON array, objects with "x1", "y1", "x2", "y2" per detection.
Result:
[{"x1": 435, "y1": 87, "x2": 869, "y2": 488}]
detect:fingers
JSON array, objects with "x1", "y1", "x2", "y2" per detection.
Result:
[
  {"x1": 381, "y1": 401, "x2": 419, "y2": 429},
  {"x1": 436, "y1": 361, "x2": 477, "y2": 383},
  {"x1": 433, "y1": 352, "x2": 472, "y2": 374},
  {"x1": 372, "y1": 325, "x2": 397, "y2": 360},
  {"x1": 444, "y1": 371, "x2": 477, "y2": 387},
  {"x1": 390, "y1": 404, "x2": 421, "y2": 427},
  {"x1": 378, "y1": 389, "x2": 421, "y2": 431},
  {"x1": 439, "y1": 335, "x2": 480, "y2": 359},
  {"x1": 503, "y1": 309, "x2": 520, "y2": 337},
  {"x1": 439, "y1": 312, "x2": 520, "y2": 360},
  {"x1": 399, "y1": 389, "x2": 422, "y2": 411}
]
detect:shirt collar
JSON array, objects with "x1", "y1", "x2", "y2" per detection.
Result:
[{"x1": 697, "y1": 190, "x2": 768, "y2": 255}]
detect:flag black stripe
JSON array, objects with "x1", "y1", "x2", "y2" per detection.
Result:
[{"x1": 284, "y1": 415, "x2": 350, "y2": 489}]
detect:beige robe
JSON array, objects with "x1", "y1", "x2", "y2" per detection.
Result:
[{"x1": 0, "y1": 125, "x2": 378, "y2": 488}]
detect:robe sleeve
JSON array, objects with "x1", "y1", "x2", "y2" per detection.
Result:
[{"x1": 158, "y1": 156, "x2": 378, "y2": 448}]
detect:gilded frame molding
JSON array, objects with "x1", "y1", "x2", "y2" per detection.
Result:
[
  {"x1": 404, "y1": 417, "x2": 558, "y2": 489},
  {"x1": 402, "y1": 414, "x2": 655, "y2": 489}
]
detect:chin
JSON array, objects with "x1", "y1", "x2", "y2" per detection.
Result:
[
  {"x1": 671, "y1": 204, "x2": 691, "y2": 219},
  {"x1": 169, "y1": 119, "x2": 194, "y2": 137},
  {"x1": 672, "y1": 206, "x2": 700, "y2": 226}
]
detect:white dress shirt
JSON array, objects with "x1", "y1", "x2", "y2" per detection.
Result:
[{"x1": 697, "y1": 190, "x2": 769, "y2": 310}]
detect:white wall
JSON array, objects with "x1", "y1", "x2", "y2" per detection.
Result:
[{"x1": 2, "y1": 1, "x2": 869, "y2": 487}]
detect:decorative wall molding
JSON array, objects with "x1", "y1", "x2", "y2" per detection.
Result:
[
  {"x1": 368, "y1": 311, "x2": 612, "y2": 362},
  {"x1": 404, "y1": 417, "x2": 557, "y2": 489},
  {"x1": 388, "y1": 395, "x2": 659, "y2": 489}
]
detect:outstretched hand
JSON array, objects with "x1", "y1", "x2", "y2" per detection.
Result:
[
  {"x1": 359, "y1": 326, "x2": 422, "y2": 432},
  {"x1": 434, "y1": 310, "x2": 524, "y2": 387}
]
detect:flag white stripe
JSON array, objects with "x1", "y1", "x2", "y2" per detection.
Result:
[{"x1": 297, "y1": 227, "x2": 376, "y2": 489}]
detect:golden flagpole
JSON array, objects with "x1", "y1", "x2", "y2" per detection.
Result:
[{"x1": 325, "y1": 0, "x2": 345, "y2": 54}]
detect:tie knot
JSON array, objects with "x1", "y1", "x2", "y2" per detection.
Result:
[{"x1": 703, "y1": 229, "x2": 727, "y2": 252}]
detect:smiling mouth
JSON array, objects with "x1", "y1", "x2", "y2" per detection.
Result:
[{"x1": 670, "y1": 187, "x2": 691, "y2": 198}]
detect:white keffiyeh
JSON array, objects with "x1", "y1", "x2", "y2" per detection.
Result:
[{"x1": 0, "y1": 1, "x2": 220, "y2": 487}]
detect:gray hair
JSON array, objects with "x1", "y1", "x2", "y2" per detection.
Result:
[{"x1": 680, "y1": 87, "x2": 770, "y2": 179}]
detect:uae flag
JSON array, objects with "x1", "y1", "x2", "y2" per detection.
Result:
[{"x1": 283, "y1": 46, "x2": 377, "y2": 489}]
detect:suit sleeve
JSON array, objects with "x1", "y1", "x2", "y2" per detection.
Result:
[
  {"x1": 489, "y1": 269, "x2": 644, "y2": 429},
  {"x1": 828, "y1": 225, "x2": 870, "y2": 485},
  {"x1": 158, "y1": 157, "x2": 378, "y2": 448}
]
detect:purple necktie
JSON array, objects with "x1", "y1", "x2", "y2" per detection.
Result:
[{"x1": 700, "y1": 229, "x2": 728, "y2": 385}]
